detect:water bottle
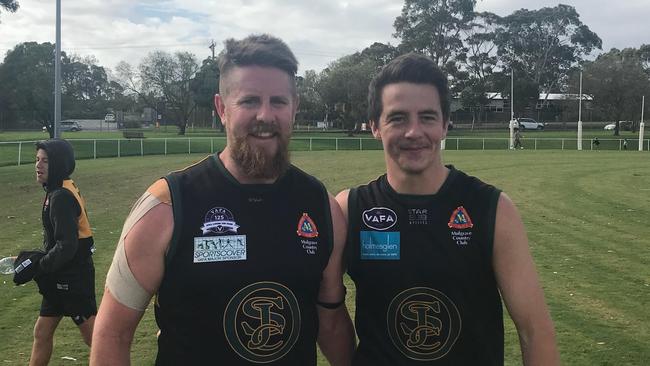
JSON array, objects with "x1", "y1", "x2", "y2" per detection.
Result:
[{"x1": 0, "y1": 256, "x2": 16, "y2": 275}]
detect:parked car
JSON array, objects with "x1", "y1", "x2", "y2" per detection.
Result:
[
  {"x1": 604, "y1": 121, "x2": 632, "y2": 131},
  {"x1": 43, "y1": 121, "x2": 83, "y2": 132},
  {"x1": 512, "y1": 118, "x2": 545, "y2": 130}
]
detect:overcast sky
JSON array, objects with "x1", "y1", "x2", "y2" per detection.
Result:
[{"x1": 0, "y1": 0, "x2": 648, "y2": 75}]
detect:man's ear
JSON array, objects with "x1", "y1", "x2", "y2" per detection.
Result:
[
  {"x1": 370, "y1": 120, "x2": 381, "y2": 139},
  {"x1": 215, "y1": 94, "x2": 226, "y2": 127},
  {"x1": 442, "y1": 119, "x2": 449, "y2": 140}
]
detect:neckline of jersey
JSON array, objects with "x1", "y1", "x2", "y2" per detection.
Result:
[
  {"x1": 380, "y1": 165, "x2": 458, "y2": 206},
  {"x1": 211, "y1": 153, "x2": 291, "y2": 194}
]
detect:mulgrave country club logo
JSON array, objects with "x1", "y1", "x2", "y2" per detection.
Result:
[
  {"x1": 362, "y1": 207, "x2": 398, "y2": 231},
  {"x1": 447, "y1": 206, "x2": 473, "y2": 229},
  {"x1": 201, "y1": 207, "x2": 240, "y2": 235},
  {"x1": 296, "y1": 213, "x2": 318, "y2": 238}
]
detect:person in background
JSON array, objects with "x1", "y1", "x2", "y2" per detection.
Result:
[
  {"x1": 14, "y1": 138, "x2": 96, "y2": 366},
  {"x1": 514, "y1": 128, "x2": 524, "y2": 149}
]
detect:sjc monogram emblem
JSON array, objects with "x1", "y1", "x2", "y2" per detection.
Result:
[
  {"x1": 387, "y1": 287, "x2": 461, "y2": 361},
  {"x1": 224, "y1": 282, "x2": 301, "y2": 363}
]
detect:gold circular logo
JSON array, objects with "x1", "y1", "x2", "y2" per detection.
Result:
[
  {"x1": 224, "y1": 281, "x2": 301, "y2": 363},
  {"x1": 387, "y1": 287, "x2": 461, "y2": 361}
]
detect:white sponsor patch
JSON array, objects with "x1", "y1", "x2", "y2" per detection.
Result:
[
  {"x1": 15, "y1": 258, "x2": 32, "y2": 273},
  {"x1": 194, "y1": 235, "x2": 247, "y2": 263}
]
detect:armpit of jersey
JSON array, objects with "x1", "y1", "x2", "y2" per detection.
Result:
[{"x1": 105, "y1": 181, "x2": 171, "y2": 311}]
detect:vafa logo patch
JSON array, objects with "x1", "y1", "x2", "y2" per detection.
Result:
[
  {"x1": 201, "y1": 207, "x2": 240, "y2": 234},
  {"x1": 362, "y1": 207, "x2": 397, "y2": 231}
]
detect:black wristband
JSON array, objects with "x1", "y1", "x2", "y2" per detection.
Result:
[
  {"x1": 316, "y1": 298, "x2": 346, "y2": 309},
  {"x1": 316, "y1": 286, "x2": 347, "y2": 309}
]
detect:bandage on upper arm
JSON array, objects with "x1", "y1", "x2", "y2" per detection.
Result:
[{"x1": 105, "y1": 180, "x2": 171, "y2": 311}]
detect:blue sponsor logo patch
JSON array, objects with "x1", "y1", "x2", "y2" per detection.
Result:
[{"x1": 360, "y1": 231, "x2": 400, "y2": 260}]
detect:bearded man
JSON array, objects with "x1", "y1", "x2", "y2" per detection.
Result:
[{"x1": 90, "y1": 34, "x2": 354, "y2": 366}]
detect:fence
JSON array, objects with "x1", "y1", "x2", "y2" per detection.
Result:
[{"x1": 2, "y1": 137, "x2": 649, "y2": 167}]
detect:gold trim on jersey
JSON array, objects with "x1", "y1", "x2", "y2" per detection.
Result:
[{"x1": 62, "y1": 179, "x2": 92, "y2": 239}]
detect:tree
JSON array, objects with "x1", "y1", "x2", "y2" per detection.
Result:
[
  {"x1": 315, "y1": 42, "x2": 400, "y2": 131},
  {"x1": 117, "y1": 51, "x2": 200, "y2": 135},
  {"x1": 190, "y1": 57, "x2": 220, "y2": 129},
  {"x1": 319, "y1": 53, "x2": 379, "y2": 132},
  {"x1": 495, "y1": 4, "x2": 601, "y2": 100},
  {"x1": 0, "y1": 42, "x2": 56, "y2": 133},
  {"x1": 0, "y1": 0, "x2": 18, "y2": 18},
  {"x1": 359, "y1": 42, "x2": 399, "y2": 67},
  {"x1": 582, "y1": 48, "x2": 650, "y2": 136},
  {"x1": 62, "y1": 55, "x2": 123, "y2": 119},
  {"x1": 458, "y1": 12, "x2": 500, "y2": 125},
  {"x1": 0, "y1": 42, "x2": 130, "y2": 134},
  {"x1": 296, "y1": 70, "x2": 326, "y2": 124},
  {"x1": 393, "y1": 0, "x2": 477, "y2": 71}
]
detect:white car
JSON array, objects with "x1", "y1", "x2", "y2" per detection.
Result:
[
  {"x1": 604, "y1": 121, "x2": 632, "y2": 131},
  {"x1": 513, "y1": 118, "x2": 545, "y2": 130}
]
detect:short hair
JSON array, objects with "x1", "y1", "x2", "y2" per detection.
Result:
[
  {"x1": 367, "y1": 53, "x2": 450, "y2": 124},
  {"x1": 218, "y1": 34, "x2": 298, "y2": 97}
]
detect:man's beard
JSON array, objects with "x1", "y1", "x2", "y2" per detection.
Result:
[{"x1": 230, "y1": 123, "x2": 290, "y2": 180}]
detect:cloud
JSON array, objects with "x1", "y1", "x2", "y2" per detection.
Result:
[{"x1": 1, "y1": 0, "x2": 647, "y2": 76}]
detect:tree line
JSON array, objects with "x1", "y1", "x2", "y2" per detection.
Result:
[{"x1": 1, "y1": 1, "x2": 649, "y2": 136}]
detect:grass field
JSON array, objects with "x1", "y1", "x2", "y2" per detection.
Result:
[{"x1": 1, "y1": 150, "x2": 649, "y2": 365}]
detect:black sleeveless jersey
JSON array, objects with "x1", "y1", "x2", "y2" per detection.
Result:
[
  {"x1": 155, "y1": 154, "x2": 333, "y2": 365},
  {"x1": 347, "y1": 166, "x2": 504, "y2": 365}
]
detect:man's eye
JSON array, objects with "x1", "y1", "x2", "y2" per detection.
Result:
[
  {"x1": 271, "y1": 98, "x2": 289, "y2": 106},
  {"x1": 240, "y1": 99, "x2": 257, "y2": 106}
]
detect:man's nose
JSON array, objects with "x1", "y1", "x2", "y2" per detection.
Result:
[
  {"x1": 256, "y1": 101, "x2": 275, "y2": 123},
  {"x1": 404, "y1": 118, "x2": 424, "y2": 138}
]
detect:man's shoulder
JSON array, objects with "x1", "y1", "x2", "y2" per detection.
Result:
[
  {"x1": 446, "y1": 166, "x2": 500, "y2": 198},
  {"x1": 168, "y1": 155, "x2": 216, "y2": 177},
  {"x1": 49, "y1": 185, "x2": 76, "y2": 201},
  {"x1": 352, "y1": 174, "x2": 385, "y2": 191},
  {"x1": 48, "y1": 187, "x2": 80, "y2": 214},
  {"x1": 287, "y1": 164, "x2": 326, "y2": 189}
]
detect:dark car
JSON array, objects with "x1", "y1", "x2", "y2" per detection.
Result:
[{"x1": 43, "y1": 121, "x2": 83, "y2": 132}]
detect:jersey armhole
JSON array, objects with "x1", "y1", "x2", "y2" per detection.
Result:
[
  {"x1": 344, "y1": 188, "x2": 359, "y2": 269},
  {"x1": 485, "y1": 188, "x2": 502, "y2": 261},
  {"x1": 163, "y1": 174, "x2": 183, "y2": 269},
  {"x1": 320, "y1": 181, "x2": 334, "y2": 266}
]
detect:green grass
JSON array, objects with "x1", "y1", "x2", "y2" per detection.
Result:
[{"x1": 1, "y1": 150, "x2": 649, "y2": 365}]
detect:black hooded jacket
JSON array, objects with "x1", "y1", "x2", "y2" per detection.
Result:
[{"x1": 35, "y1": 139, "x2": 94, "y2": 280}]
